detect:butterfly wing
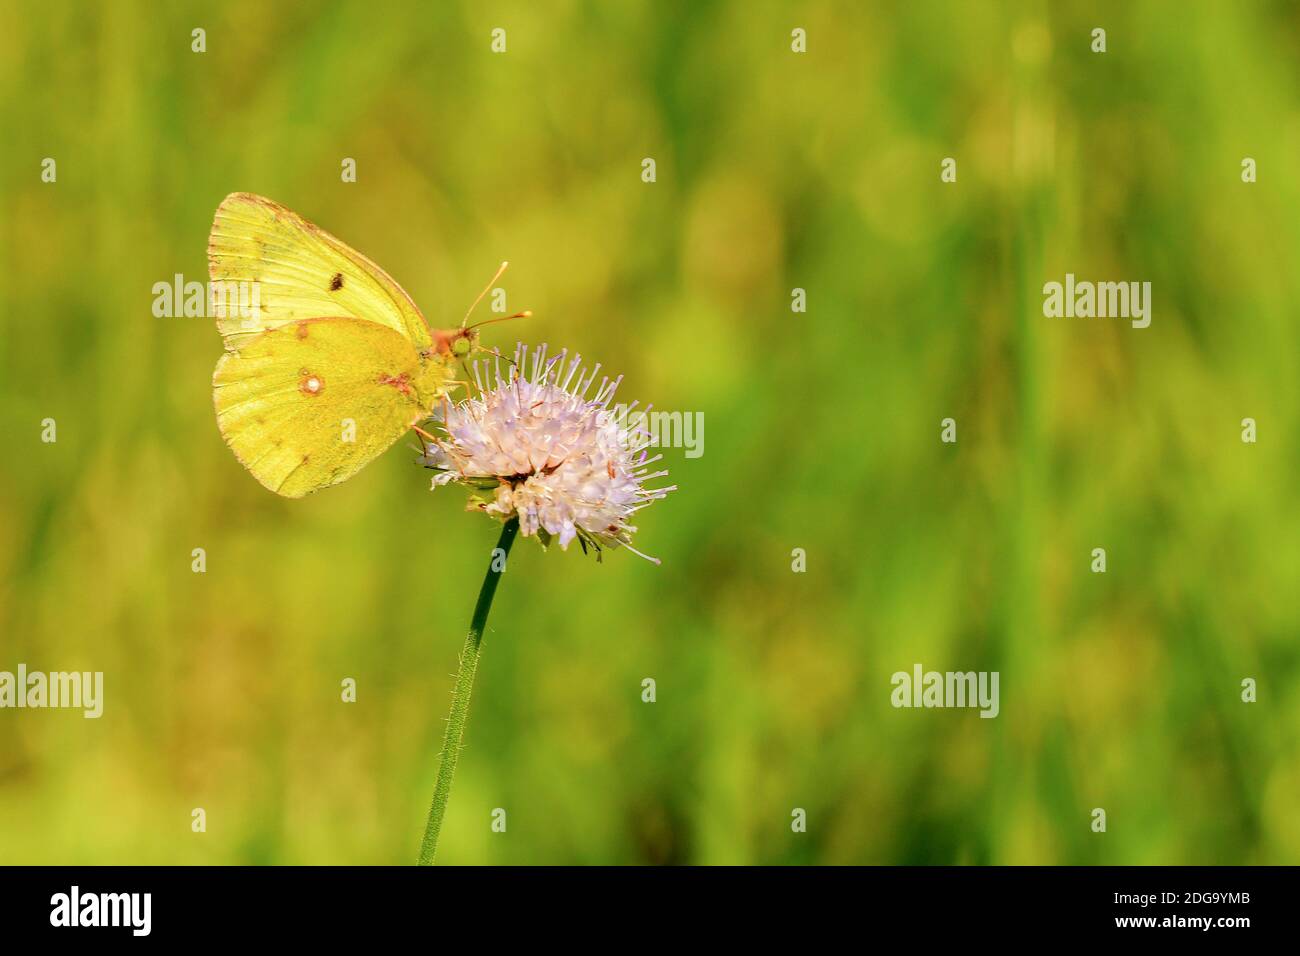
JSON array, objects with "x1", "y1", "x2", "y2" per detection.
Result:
[
  {"x1": 213, "y1": 316, "x2": 452, "y2": 498},
  {"x1": 208, "y1": 193, "x2": 453, "y2": 497},
  {"x1": 208, "y1": 192, "x2": 433, "y2": 350}
]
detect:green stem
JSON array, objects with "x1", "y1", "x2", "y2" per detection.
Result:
[{"x1": 417, "y1": 517, "x2": 519, "y2": 865}]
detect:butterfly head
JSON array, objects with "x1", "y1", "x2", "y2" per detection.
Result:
[
  {"x1": 426, "y1": 308, "x2": 532, "y2": 365},
  {"x1": 450, "y1": 328, "x2": 478, "y2": 358},
  {"x1": 421, "y1": 262, "x2": 531, "y2": 367},
  {"x1": 426, "y1": 326, "x2": 480, "y2": 361}
]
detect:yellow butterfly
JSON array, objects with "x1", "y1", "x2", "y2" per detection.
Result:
[{"x1": 208, "y1": 193, "x2": 520, "y2": 498}]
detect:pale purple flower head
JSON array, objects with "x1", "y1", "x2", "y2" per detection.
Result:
[{"x1": 421, "y1": 343, "x2": 675, "y2": 562}]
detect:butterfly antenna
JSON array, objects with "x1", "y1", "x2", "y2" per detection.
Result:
[
  {"x1": 466, "y1": 309, "x2": 532, "y2": 333},
  {"x1": 461, "y1": 261, "x2": 511, "y2": 329}
]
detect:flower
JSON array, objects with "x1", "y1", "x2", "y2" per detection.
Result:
[{"x1": 421, "y1": 343, "x2": 675, "y2": 562}]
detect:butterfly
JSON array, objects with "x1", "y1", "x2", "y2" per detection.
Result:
[{"x1": 208, "y1": 193, "x2": 524, "y2": 498}]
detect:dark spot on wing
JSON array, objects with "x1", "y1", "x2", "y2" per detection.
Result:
[
  {"x1": 329, "y1": 273, "x2": 344, "y2": 291},
  {"x1": 377, "y1": 373, "x2": 412, "y2": 396},
  {"x1": 296, "y1": 322, "x2": 309, "y2": 339}
]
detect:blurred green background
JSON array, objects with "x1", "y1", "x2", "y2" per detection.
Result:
[{"x1": 1, "y1": 0, "x2": 1298, "y2": 865}]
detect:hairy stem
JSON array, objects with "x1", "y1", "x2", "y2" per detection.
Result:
[{"x1": 417, "y1": 517, "x2": 519, "y2": 865}]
